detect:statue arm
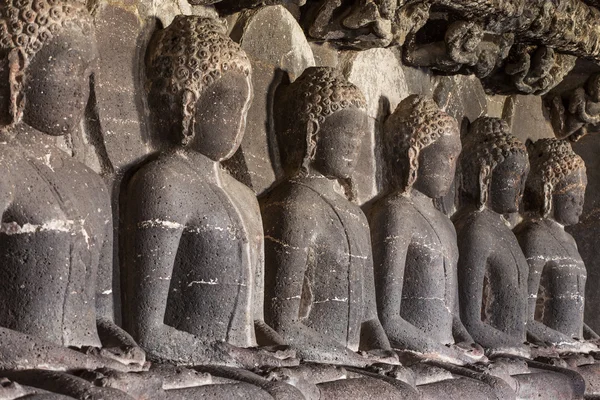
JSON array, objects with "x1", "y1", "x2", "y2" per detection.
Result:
[
  {"x1": 252, "y1": 208, "x2": 286, "y2": 346},
  {"x1": 584, "y1": 323, "x2": 600, "y2": 340},
  {"x1": 360, "y1": 229, "x2": 393, "y2": 353},
  {"x1": 457, "y1": 226, "x2": 527, "y2": 352},
  {"x1": 518, "y1": 234, "x2": 576, "y2": 345},
  {"x1": 371, "y1": 209, "x2": 466, "y2": 362},
  {"x1": 123, "y1": 167, "x2": 241, "y2": 367},
  {"x1": 263, "y1": 205, "x2": 371, "y2": 367}
]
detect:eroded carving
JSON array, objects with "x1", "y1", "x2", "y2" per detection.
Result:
[
  {"x1": 262, "y1": 66, "x2": 419, "y2": 398},
  {"x1": 454, "y1": 117, "x2": 586, "y2": 398},
  {"x1": 0, "y1": 0, "x2": 143, "y2": 370},
  {"x1": 302, "y1": 0, "x2": 429, "y2": 49},
  {"x1": 518, "y1": 139, "x2": 592, "y2": 345},
  {"x1": 549, "y1": 73, "x2": 600, "y2": 141},
  {"x1": 405, "y1": 20, "x2": 513, "y2": 79}
]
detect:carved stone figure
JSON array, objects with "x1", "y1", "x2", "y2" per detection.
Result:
[
  {"x1": 122, "y1": 15, "x2": 302, "y2": 399},
  {"x1": 369, "y1": 95, "x2": 481, "y2": 364},
  {"x1": 0, "y1": 0, "x2": 144, "y2": 370},
  {"x1": 404, "y1": 21, "x2": 513, "y2": 79},
  {"x1": 368, "y1": 95, "x2": 522, "y2": 398},
  {"x1": 302, "y1": 0, "x2": 429, "y2": 49},
  {"x1": 454, "y1": 117, "x2": 586, "y2": 399},
  {"x1": 518, "y1": 139, "x2": 592, "y2": 347},
  {"x1": 482, "y1": 44, "x2": 577, "y2": 95},
  {"x1": 261, "y1": 66, "x2": 419, "y2": 398},
  {"x1": 516, "y1": 138, "x2": 600, "y2": 396},
  {"x1": 549, "y1": 73, "x2": 600, "y2": 141}
]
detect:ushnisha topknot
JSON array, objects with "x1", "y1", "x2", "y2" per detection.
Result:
[
  {"x1": 460, "y1": 117, "x2": 528, "y2": 209},
  {"x1": 279, "y1": 66, "x2": 367, "y2": 174},
  {"x1": 384, "y1": 94, "x2": 459, "y2": 192},
  {"x1": 146, "y1": 15, "x2": 252, "y2": 145},
  {"x1": 0, "y1": 0, "x2": 93, "y2": 123},
  {"x1": 526, "y1": 138, "x2": 586, "y2": 218}
]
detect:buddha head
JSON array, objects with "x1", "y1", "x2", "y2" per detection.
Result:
[
  {"x1": 0, "y1": 0, "x2": 97, "y2": 135},
  {"x1": 460, "y1": 117, "x2": 529, "y2": 213},
  {"x1": 146, "y1": 16, "x2": 253, "y2": 162},
  {"x1": 384, "y1": 94, "x2": 461, "y2": 198},
  {"x1": 278, "y1": 67, "x2": 368, "y2": 182},
  {"x1": 525, "y1": 138, "x2": 586, "y2": 226}
]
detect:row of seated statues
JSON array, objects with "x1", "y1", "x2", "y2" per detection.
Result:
[{"x1": 0, "y1": 1, "x2": 599, "y2": 399}]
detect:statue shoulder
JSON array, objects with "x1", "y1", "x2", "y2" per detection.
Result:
[
  {"x1": 453, "y1": 209, "x2": 493, "y2": 243},
  {"x1": 514, "y1": 218, "x2": 554, "y2": 252},
  {"x1": 368, "y1": 194, "x2": 418, "y2": 232},
  {"x1": 0, "y1": 143, "x2": 16, "y2": 209},
  {"x1": 260, "y1": 181, "x2": 322, "y2": 227}
]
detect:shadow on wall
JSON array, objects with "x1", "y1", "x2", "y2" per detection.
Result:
[{"x1": 568, "y1": 134, "x2": 600, "y2": 333}]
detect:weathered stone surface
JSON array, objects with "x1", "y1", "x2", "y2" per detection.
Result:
[
  {"x1": 310, "y1": 41, "x2": 340, "y2": 68},
  {"x1": 224, "y1": 5, "x2": 315, "y2": 194},
  {"x1": 569, "y1": 134, "x2": 600, "y2": 334},
  {"x1": 516, "y1": 139, "x2": 592, "y2": 351},
  {"x1": 505, "y1": 95, "x2": 555, "y2": 143},
  {"x1": 433, "y1": 75, "x2": 487, "y2": 124},
  {"x1": 340, "y1": 48, "x2": 409, "y2": 203}
]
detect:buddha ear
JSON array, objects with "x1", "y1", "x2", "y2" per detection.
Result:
[
  {"x1": 180, "y1": 89, "x2": 196, "y2": 146},
  {"x1": 7, "y1": 48, "x2": 26, "y2": 124},
  {"x1": 478, "y1": 164, "x2": 492, "y2": 210}
]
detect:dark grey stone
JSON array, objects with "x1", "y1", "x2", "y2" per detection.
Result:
[{"x1": 262, "y1": 66, "x2": 418, "y2": 398}]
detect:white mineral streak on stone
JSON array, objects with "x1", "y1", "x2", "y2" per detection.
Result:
[
  {"x1": 102, "y1": 290, "x2": 113, "y2": 295},
  {"x1": 265, "y1": 235, "x2": 300, "y2": 250},
  {"x1": 40, "y1": 154, "x2": 54, "y2": 172},
  {"x1": 139, "y1": 219, "x2": 184, "y2": 229},
  {"x1": 526, "y1": 255, "x2": 583, "y2": 263},
  {"x1": 314, "y1": 297, "x2": 348, "y2": 304},
  {"x1": 555, "y1": 294, "x2": 584, "y2": 300},
  {"x1": 344, "y1": 252, "x2": 367, "y2": 260},
  {"x1": 188, "y1": 279, "x2": 219, "y2": 287},
  {"x1": 274, "y1": 295, "x2": 301, "y2": 301},
  {"x1": 403, "y1": 296, "x2": 452, "y2": 313},
  {"x1": 2, "y1": 220, "x2": 74, "y2": 234}
]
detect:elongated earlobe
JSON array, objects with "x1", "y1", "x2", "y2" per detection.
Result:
[
  {"x1": 7, "y1": 48, "x2": 26, "y2": 125},
  {"x1": 301, "y1": 119, "x2": 320, "y2": 175},
  {"x1": 478, "y1": 164, "x2": 491, "y2": 210}
]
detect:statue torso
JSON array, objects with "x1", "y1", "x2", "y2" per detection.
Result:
[
  {"x1": 518, "y1": 219, "x2": 586, "y2": 339},
  {"x1": 455, "y1": 209, "x2": 528, "y2": 341},
  {"x1": 152, "y1": 152, "x2": 259, "y2": 347},
  {"x1": 377, "y1": 193, "x2": 458, "y2": 345},
  {"x1": 0, "y1": 138, "x2": 109, "y2": 348},
  {"x1": 263, "y1": 178, "x2": 371, "y2": 351}
]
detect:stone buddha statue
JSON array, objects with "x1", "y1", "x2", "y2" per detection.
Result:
[
  {"x1": 367, "y1": 95, "x2": 519, "y2": 398},
  {"x1": 454, "y1": 117, "x2": 586, "y2": 399},
  {"x1": 515, "y1": 138, "x2": 600, "y2": 396},
  {"x1": 261, "y1": 66, "x2": 419, "y2": 398},
  {"x1": 516, "y1": 138, "x2": 593, "y2": 348},
  {"x1": 122, "y1": 15, "x2": 302, "y2": 400},
  {"x1": 369, "y1": 94, "x2": 483, "y2": 365},
  {"x1": 0, "y1": 0, "x2": 144, "y2": 372}
]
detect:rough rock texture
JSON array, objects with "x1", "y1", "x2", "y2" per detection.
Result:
[
  {"x1": 569, "y1": 134, "x2": 600, "y2": 334},
  {"x1": 341, "y1": 48, "x2": 409, "y2": 202},
  {"x1": 225, "y1": 5, "x2": 315, "y2": 194}
]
